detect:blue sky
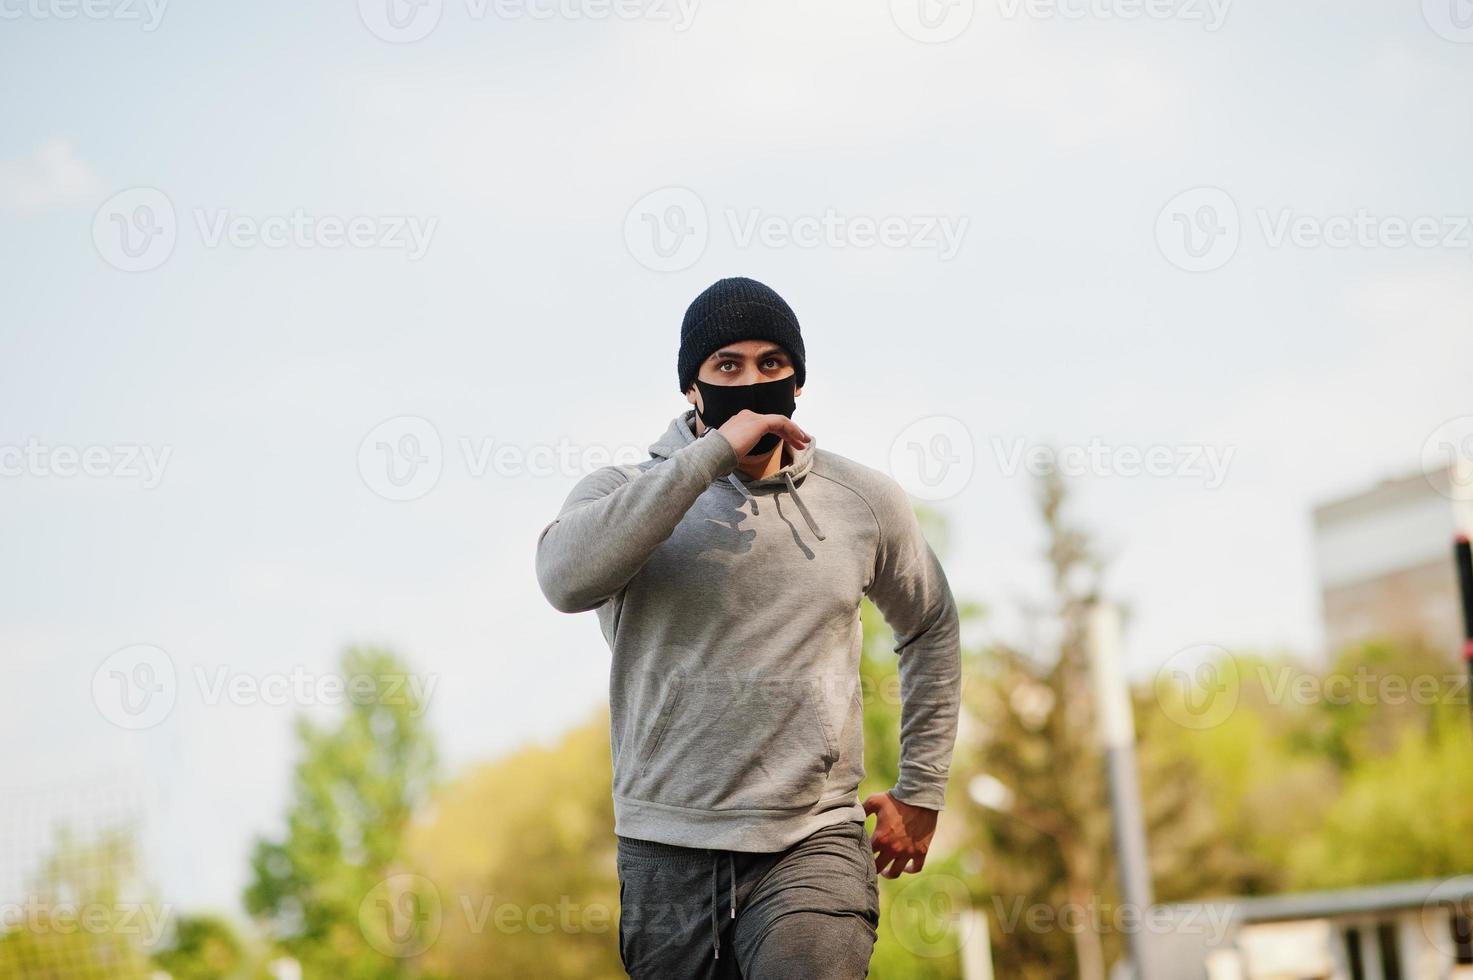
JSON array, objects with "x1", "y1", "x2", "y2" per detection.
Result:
[{"x1": 3, "y1": 0, "x2": 1472, "y2": 917}]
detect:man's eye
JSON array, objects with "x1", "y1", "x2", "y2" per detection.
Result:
[
  {"x1": 717, "y1": 362, "x2": 738, "y2": 372},
  {"x1": 762, "y1": 359, "x2": 780, "y2": 370}
]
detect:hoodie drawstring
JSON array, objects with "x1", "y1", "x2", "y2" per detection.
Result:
[
  {"x1": 726, "y1": 473, "x2": 759, "y2": 515},
  {"x1": 710, "y1": 850, "x2": 736, "y2": 960},
  {"x1": 782, "y1": 472, "x2": 826, "y2": 541},
  {"x1": 725, "y1": 472, "x2": 826, "y2": 541}
]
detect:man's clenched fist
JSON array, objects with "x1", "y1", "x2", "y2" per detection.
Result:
[{"x1": 862, "y1": 791, "x2": 938, "y2": 879}]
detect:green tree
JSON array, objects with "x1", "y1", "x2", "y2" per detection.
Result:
[
  {"x1": 1289, "y1": 706, "x2": 1473, "y2": 888},
  {"x1": 0, "y1": 826, "x2": 157, "y2": 980},
  {"x1": 1147, "y1": 649, "x2": 1334, "y2": 894},
  {"x1": 1305, "y1": 638, "x2": 1457, "y2": 771},
  {"x1": 244, "y1": 647, "x2": 438, "y2": 980},
  {"x1": 1151, "y1": 637, "x2": 1473, "y2": 893},
  {"x1": 152, "y1": 914, "x2": 273, "y2": 980}
]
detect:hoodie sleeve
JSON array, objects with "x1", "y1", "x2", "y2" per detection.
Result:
[
  {"x1": 865, "y1": 478, "x2": 962, "y2": 812},
  {"x1": 535, "y1": 430, "x2": 740, "y2": 613}
]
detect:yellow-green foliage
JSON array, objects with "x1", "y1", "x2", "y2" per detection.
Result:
[{"x1": 406, "y1": 713, "x2": 621, "y2": 980}]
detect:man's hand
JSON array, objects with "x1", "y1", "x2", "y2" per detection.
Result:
[
  {"x1": 714, "y1": 410, "x2": 810, "y2": 458},
  {"x1": 862, "y1": 791, "x2": 938, "y2": 879}
]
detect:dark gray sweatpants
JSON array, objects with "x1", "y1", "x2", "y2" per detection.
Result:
[{"x1": 615, "y1": 818, "x2": 880, "y2": 979}]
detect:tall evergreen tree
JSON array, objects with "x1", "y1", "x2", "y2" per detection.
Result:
[{"x1": 958, "y1": 468, "x2": 1245, "y2": 979}]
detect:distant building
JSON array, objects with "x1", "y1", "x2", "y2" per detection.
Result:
[
  {"x1": 1313, "y1": 469, "x2": 1460, "y2": 657},
  {"x1": 1155, "y1": 878, "x2": 1473, "y2": 980}
]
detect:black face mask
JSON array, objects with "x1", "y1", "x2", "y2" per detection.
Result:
[{"x1": 693, "y1": 376, "x2": 797, "y2": 457}]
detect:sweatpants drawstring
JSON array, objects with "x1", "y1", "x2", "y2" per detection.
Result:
[
  {"x1": 710, "y1": 850, "x2": 738, "y2": 960},
  {"x1": 710, "y1": 852, "x2": 719, "y2": 959}
]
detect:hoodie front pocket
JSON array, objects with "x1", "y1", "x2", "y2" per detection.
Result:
[
  {"x1": 634, "y1": 675, "x2": 684, "y2": 773},
  {"x1": 626, "y1": 675, "x2": 839, "y2": 812}
]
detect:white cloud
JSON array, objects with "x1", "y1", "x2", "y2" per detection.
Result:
[{"x1": 0, "y1": 139, "x2": 101, "y2": 212}]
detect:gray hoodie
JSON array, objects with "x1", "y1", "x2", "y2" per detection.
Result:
[{"x1": 535, "y1": 411, "x2": 961, "y2": 852}]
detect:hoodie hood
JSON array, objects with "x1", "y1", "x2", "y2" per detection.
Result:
[{"x1": 650, "y1": 410, "x2": 824, "y2": 540}]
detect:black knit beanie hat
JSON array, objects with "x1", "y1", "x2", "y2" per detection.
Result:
[{"x1": 678, "y1": 277, "x2": 806, "y2": 393}]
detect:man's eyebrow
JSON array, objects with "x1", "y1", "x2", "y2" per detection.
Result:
[{"x1": 706, "y1": 346, "x2": 788, "y2": 361}]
